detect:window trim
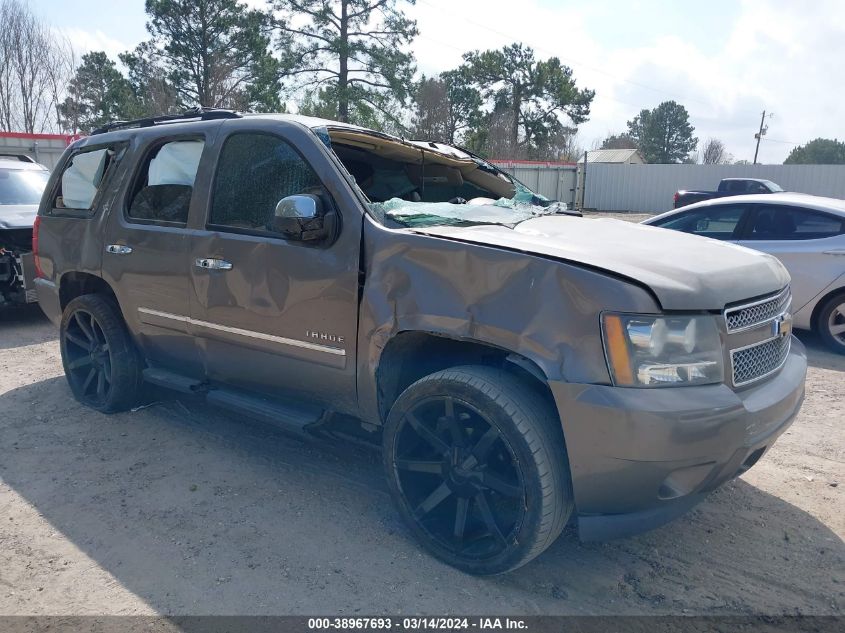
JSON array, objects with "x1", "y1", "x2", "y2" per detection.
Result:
[
  {"x1": 741, "y1": 204, "x2": 845, "y2": 241},
  {"x1": 205, "y1": 130, "x2": 336, "y2": 241},
  {"x1": 48, "y1": 142, "x2": 127, "y2": 218},
  {"x1": 655, "y1": 204, "x2": 750, "y2": 240},
  {"x1": 123, "y1": 134, "x2": 206, "y2": 228}
]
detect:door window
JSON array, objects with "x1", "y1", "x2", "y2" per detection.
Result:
[
  {"x1": 747, "y1": 206, "x2": 845, "y2": 240},
  {"x1": 127, "y1": 139, "x2": 204, "y2": 225},
  {"x1": 652, "y1": 205, "x2": 746, "y2": 240},
  {"x1": 54, "y1": 147, "x2": 113, "y2": 211},
  {"x1": 209, "y1": 133, "x2": 324, "y2": 234}
]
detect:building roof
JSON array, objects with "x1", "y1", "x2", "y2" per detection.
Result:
[{"x1": 578, "y1": 148, "x2": 644, "y2": 164}]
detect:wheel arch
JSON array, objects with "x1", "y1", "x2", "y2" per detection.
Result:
[
  {"x1": 374, "y1": 330, "x2": 558, "y2": 426},
  {"x1": 59, "y1": 271, "x2": 119, "y2": 311},
  {"x1": 810, "y1": 284, "x2": 845, "y2": 331}
]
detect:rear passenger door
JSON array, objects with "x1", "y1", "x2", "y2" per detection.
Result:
[
  {"x1": 736, "y1": 204, "x2": 845, "y2": 312},
  {"x1": 187, "y1": 120, "x2": 361, "y2": 411},
  {"x1": 101, "y1": 135, "x2": 208, "y2": 377}
]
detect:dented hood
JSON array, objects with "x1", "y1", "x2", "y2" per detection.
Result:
[
  {"x1": 412, "y1": 215, "x2": 789, "y2": 310},
  {"x1": 0, "y1": 204, "x2": 37, "y2": 230}
]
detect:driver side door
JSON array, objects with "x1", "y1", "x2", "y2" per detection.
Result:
[{"x1": 186, "y1": 121, "x2": 361, "y2": 411}]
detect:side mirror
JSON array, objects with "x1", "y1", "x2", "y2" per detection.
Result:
[
  {"x1": 695, "y1": 218, "x2": 710, "y2": 232},
  {"x1": 269, "y1": 194, "x2": 336, "y2": 242}
]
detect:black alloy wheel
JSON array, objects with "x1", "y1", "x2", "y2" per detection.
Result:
[
  {"x1": 383, "y1": 366, "x2": 572, "y2": 575},
  {"x1": 63, "y1": 308, "x2": 113, "y2": 405},
  {"x1": 393, "y1": 395, "x2": 527, "y2": 560},
  {"x1": 60, "y1": 294, "x2": 143, "y2": 412}
]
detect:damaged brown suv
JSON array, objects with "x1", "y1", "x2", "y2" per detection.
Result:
[{"x1": 34, "y1": 109, "x2": 806, "y2": 574}]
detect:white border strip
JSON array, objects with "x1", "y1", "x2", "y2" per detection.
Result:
[{"x1": 138, "y1": 307, "x2": 346, "y2": 356}]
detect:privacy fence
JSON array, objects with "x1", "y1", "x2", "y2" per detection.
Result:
[
  {"x1": 492, "y1": 161, "x2": 845, "y2": 214},
  {"x1": 582, "y1": 164, "x2": 845, "y2": 213},
  {"x1": 490, "y1": 160, "x2": 578, "y2": 208},
  {"x1": 0, "y1": 132, "x2": 78, "y2": 170}
]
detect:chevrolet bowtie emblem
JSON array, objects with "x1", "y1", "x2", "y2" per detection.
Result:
[{"x1": 775, "y1": 314, "x2": 793, "y2": 338}]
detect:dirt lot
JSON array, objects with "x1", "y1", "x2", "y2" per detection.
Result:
[{"x1": 0, "y1": 303, "x2": 842, "y2": 616}]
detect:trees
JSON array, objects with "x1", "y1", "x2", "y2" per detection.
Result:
[
  {"x1": 700, "y1": 137, "x2": 730, "y2": 164},
  {"x1": 784, "y1": 138, "x2": 845, "y2": 164},
  {"x1": 274, "y1": 0, "x2": 418, "y2": 124},
  {"x1": 139, "y1": 0, "x2": 281, "y2": 111},
  {"x1": 459, "y1": 43, "x2": 593, "y2": 160},
  {"x1": 626, "y1": 100, "x2": 697, "y2": 164},
  {"x1": 59, "y1": 52, "x2": 137, "y2": 133},
  {"x1": 119, "y1": 44, "x2": 181, "y2": 118},
  {"x1": 410, "y1": 71, "x2": 482, "y2": 144},
  {"x1": 0, "y1": 0, "x2": 76, "y2": 133},
  {"x1": 599, "y1": 133, "x2": 638, "y2": 150},
  {"x1": 297, "y1": 85, "x2": 405, "y2": 133},
  {"x1": 410, "y1": 76, "x2": 449, "y2": 141}
]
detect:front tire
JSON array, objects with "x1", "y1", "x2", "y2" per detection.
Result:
[
  {"x1": 60, "y1": 294, "x2": 143, "y2": 412},
  {"x1": 382, "y1": 365, "x2": 572, "y2": 574},
  {"x1": 817, "y1": 292, "x2": 845, "y2": 355}
]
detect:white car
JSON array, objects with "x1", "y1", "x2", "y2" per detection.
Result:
[
  {"x1": 0, "y1": 155, "x2": 50, "y2": 307},
  {"x1": 644, "y1": 192, "x2": 845, "y2": 354}
]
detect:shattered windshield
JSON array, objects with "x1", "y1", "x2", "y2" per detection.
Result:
[
  {"x1": 318, "y1": 125, "x2": 570, "y2": 228},
  {"x1": 371, "y1": 185, "x2": 568, "y2": 228}
]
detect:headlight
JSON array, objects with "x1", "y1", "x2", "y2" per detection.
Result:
[{"x1": 602, "y1": 313, "x2": 724, "y2": 387}]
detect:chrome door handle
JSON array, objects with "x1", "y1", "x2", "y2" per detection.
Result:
[
  {"x1": 822, "y1": 249, "x2": 845, "y2": 256},
  {"x1": 105, "y1": 244, "x2": 133, "y2": 255},
  {"x1": 195, "y1": 258, "x2": 233, "y2": 271}
]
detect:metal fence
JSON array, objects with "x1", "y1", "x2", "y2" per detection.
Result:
[
  {"x1": 582, "y1": 164, "x2": 845, "y2": 213},
  {"x1": 0, "y1": 133, "x2": 75, "y2": 170},
  {"x1": 491, "y1": 161, "x2": 578, "y2": 207}
]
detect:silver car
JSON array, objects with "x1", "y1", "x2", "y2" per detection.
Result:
[{"x1": 644, "y1": 192, "x2": 845, "y2": 354}]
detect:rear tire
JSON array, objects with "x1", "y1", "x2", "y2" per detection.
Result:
[
  {"x1": 817, "y1": 291, "x2": 845, "y2": 355},
  {"x1": 382, "y1": 365, "x2": 572, "y2": 575},
  {"x1": 60, "y1": 294, "x2": 143, "y2": 412}
]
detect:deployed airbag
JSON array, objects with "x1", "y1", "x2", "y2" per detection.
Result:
[
  {"x1": 148, "y1": 140, "x2": 204, "y2": 187},
  {"x1": 61, "y1": 149, "x2": 107, "y2": 209}
]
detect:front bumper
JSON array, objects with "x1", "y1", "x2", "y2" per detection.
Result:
[{"x1": 549, "y1": 336, "x2": 807, "y2": 541}]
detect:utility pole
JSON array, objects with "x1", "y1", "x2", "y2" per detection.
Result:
[{"x1": 753, "y1": 110, "x2": 773, "y2": 164}]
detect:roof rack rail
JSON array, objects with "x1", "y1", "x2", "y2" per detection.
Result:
[
  {"x1": 91, "y1": 107, "x2": 242, "y2": 135},
  {"x1": 0, "y1": 153, "x2": 37, "y2": 163}
]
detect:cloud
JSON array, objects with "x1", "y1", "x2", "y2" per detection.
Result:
[
  {"x1": 52, "y1": 0, "x2": 845, "y2": 163},
  {"x1": 59, "y1": 27, "x2": 129, "y2": 61},
  {"x1": 408, "y1": 0, "x2": 845, "y2": 163}
]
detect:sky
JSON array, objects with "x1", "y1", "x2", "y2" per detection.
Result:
[{"x1": 34, "y1": 0, "x2": 845, "y2": 163}]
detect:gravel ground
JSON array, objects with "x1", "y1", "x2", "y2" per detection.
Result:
[{"x1": 0, "y1": 303, "x2": 842, "y2": 616}]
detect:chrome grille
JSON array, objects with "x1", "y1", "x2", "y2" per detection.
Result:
[
  {"x1": 731, "y1": 335, "x2": 791, "y2": 387},
  {"x1": 725, "y1": 287, "x2": 791, "y2": 332}
]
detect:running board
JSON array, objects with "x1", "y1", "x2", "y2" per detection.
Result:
[
  {"x1": 142, "y1": 367, "x2": 205, "y2": 394},
  {"x1": 206, "y1": 389, "x2": 324, "y2": 434}
]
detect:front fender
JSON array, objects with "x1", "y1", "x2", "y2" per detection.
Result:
[{"x1": 355, "y1": 216, "x2": 659, "y2": 422}]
